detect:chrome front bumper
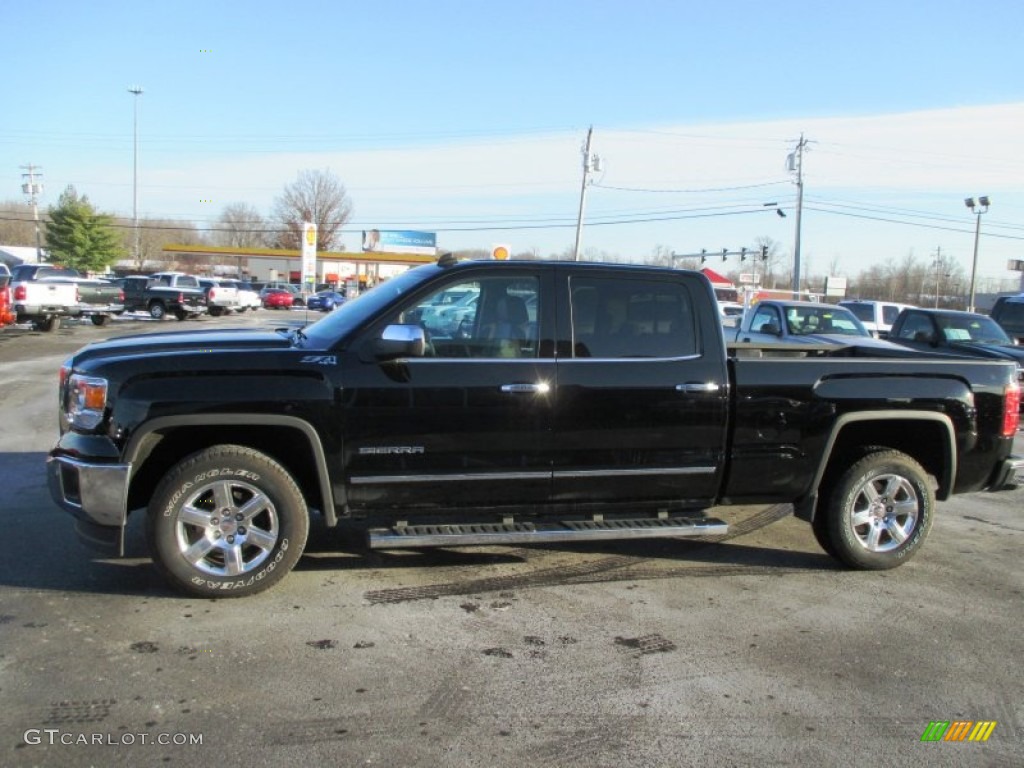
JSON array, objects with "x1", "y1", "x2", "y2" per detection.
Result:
[{"x1": 47, "y1": 455, "x2": 131, "y2": 528}]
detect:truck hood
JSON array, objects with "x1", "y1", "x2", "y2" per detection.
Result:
[
  {"x1": 794, "y1": 334, "x2": 905, "y2": 350},
  {"x1": 948, "y1": 341, "x2": 1024, "y2": 364},
  {"x1": 69, "y1": 327, "x2": 300, "y2": 366}
]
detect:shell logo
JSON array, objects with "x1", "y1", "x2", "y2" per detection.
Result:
[{"x1": 492, "y1": 244, "x2": 510, "y2": 261}]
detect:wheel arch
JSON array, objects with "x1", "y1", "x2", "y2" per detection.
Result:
[
  {"x1": 793, "y1": 410, "x2": 955, "y2": 522},
  {"x1": 124, "y1": 415, "x2": 336, "y2": 525}
]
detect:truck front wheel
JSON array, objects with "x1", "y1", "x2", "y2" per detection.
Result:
[
  {"x1": 146, "y1": 445, "x2": 309, "y2": 597},
  {"x1": 822, "y1": 450, "x2": 933, "y2": 570},
  {"x1": 149, "y1": 301, "x2": 166, "y2": 320}
]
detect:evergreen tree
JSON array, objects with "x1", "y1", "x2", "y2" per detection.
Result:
[{"x1": 44, "y1": 186, "x2": 125, "y2": 273}]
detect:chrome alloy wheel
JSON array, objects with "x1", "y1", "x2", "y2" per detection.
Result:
[
  {"x1": 173, "y1": 479, "x2": 280, "y2": 576},
  {"x1": 847, "y1": 473, "x2": 919, "y2": 553}
]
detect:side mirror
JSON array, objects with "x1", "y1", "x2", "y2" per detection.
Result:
[{"x1": 372, "y1": 324, "x2": 426, "y2": 360}]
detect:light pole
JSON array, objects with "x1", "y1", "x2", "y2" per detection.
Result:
[
  {"x1": 128, "y1": 86, "x2": 143, "y2": 269},
  {"x1": 964, "y1": 196, "x2": 989, "y2": 313}
]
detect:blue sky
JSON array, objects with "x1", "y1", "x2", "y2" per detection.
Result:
[{"x1": 2, "y1": 0, "x2": 1023, "y2": 287}]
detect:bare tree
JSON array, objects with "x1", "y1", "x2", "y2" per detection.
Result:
[
  {"x1": 216, "y1": 203, "x2": 267, "y2": 248},
  {"x1": 0, "y1": 200, "x2": 42, "y2": 246},
  {"x1": 754, "y1": 236, "x2": 786, "y2": 288},
  {"x1": 271, "y1": 170, "x2": 352, "y2": 251},
  {"x1": 113, "y1": 217, "x2": 206, "y2": 271}
]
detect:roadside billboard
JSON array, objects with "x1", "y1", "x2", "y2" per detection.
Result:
[{"x1": 362, "y1": 230, "x2": 437, "y2": 255}]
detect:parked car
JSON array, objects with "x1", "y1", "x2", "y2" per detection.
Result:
[
  {"x1": 306, "y1": 290, "x2": 346, "y2": 312},
  {"x1": 115, "y1": 273, "x2": 208, "y2": 321},
  {"x1": 990, "y1": 294, "x2": 1024, "y2": 344},
  {"x1": 9, "y1": 264, "x2": 123, "y2": 331},
  {"x1": 220, "y1": 280, "x2": 261, "y2": 312},
  {"x1": 839, "y1": 299, "x2": 916, "y2": 339},
  {"x1": 261, "y1": 281, "x2": 305, "y2": 306},
  {"x1": 198, "y1": 277, "x2": 241, "y2": 317},
  {"x1": 735, "y1": 300, "x2": 884, "y2": 345},
  {"x1": 888, "y1": 308, "x2": 1024, "y2": 398},
  {"x1": 261, "y1": 288, "x2": 294, "y2": 309}
]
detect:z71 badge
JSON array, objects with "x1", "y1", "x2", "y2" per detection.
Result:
[{"x1": 300, "y1": 355, "x2": 337, "y2": 365}]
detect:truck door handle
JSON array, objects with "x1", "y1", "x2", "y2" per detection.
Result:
[
  {"x1": 676, "y1": 382, "x2": 721, "y2": 394},
  {"x1": 501, "y1": 383, "x2": 551, "y2": 395}
]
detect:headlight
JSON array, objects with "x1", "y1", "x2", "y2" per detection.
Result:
[{"x1": 66, "y1": 373, "x2": 108, "y2": 430}]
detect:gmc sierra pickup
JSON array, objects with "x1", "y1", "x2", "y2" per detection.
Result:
[{"x1": 47, "y1": 257, "x2": 1022, "y2": 597}]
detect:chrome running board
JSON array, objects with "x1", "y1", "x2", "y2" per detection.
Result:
[{"x1": 367, "y1": 516, "x2": 727, "y2": 549}]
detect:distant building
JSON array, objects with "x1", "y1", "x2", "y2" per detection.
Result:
[{"x1": 0, "y1": 245, "x2": 47, "y2": 268}]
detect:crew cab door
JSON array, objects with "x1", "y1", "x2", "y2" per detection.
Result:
[
  {"x1": 552, "y1": 269, "x2": 729, "y2": 507},
  {"x1": 341, "y1": 268, "x2": 556, "y2": 511}
]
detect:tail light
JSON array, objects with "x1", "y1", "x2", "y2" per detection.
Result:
[
  {"x1": 14, "y1": 285, "x2": 26, "y2": 301},
  {"x1": 1003, "y1": 378, "x2": 1021, "y2": 437},
  {"x1": 209, "y1": 288, "x2": 217, "y2": 300},
  {"x1": 118, "y1": 289, "x2": 125, "y2": 301}
]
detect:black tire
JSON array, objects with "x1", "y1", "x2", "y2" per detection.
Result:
[
  {"x1": 822, "y1": 450, "x2": 933, "y2": 570},
  {"x1": 209, "y1": 306, "x2": 225, "y2": 317},
  {"x1": 810, "y1": 510, "x2": 837, "y2": 558},
  {"x1": 149, "y1": 301, "x2": 167, "y2": 320},
  {"x1": 90, "y1": 314, "x2": 110, "y2": 327},
  {"x1": 174, "y1": 309, "x2": 190, "y2": 321},
  {"x1": 146, "y1": 445, "x2": 309, "y2": 598},
  {"x1": 36, "y1": 316, "x2": 61, "y2": 332}
]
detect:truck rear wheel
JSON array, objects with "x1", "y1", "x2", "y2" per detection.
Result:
[
  {"x1": 822, "y1": 450, "x2": 933, "y2": 570},
  {"x1": 146, "y1": 445, "x2": 309, "y2": 597},
  {"x1": 35, "y1": 316, "x2": 61, "y2": 332},
  {"x1": 174, "y1": 309, "x2": 190, "y2": 321},
  {"x1": 90, "y1": 315, "x2": 110, "y2": 327}
]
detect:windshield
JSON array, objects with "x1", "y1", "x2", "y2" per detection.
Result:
[
  {"x1": 785, "y1": 306, "x2": 868, "y2": 337},
  {"x1": 938, "y1": 315, "x2": 1013, "y2": 345},
  {"x1": 298, "y1": 264, "x2": 440, "y2": 348}
]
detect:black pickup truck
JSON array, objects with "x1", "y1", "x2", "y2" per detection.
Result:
[
  {"x1": 47, "y1": 257, "x2": 1022, "y2": 597},
  {"x1": 115, "y1": 273, "x2": 208, "y2": 320}
]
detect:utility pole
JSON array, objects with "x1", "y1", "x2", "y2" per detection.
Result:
[
  {"x1": 20, "y1": 164, "x2": 44, "y2": 261},
  {"x1": 128, "y1": 86, "x2": 143, "y2": 269},
  {"x1": 932, "y1": 246, "x2": 942, "y2": 308},
  {"x1": 787, "y1": 135, "x2": 808, "y2": 298},
  {"x1": 573, "y1": 126, "x2": 600, "y2": 262}
]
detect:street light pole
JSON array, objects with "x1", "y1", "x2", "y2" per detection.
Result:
[
  {"x1": 128, "y1": 86, "x2": 143, "y2": 269},
  {"x1": 964, "y1": 196, "x2": 989, "y2": 313}
]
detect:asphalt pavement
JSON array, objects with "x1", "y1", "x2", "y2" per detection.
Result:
[{"x1": 0, "y1": 311, "x2": 1021, "y2": 767}]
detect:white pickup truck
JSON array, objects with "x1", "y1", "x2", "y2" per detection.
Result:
[
  {"x1": 198, "y1": 277, "x2": 241, "y2": 317},
  {"x1": 10, "y1": 264, "x2": 81, "y2": 331}
]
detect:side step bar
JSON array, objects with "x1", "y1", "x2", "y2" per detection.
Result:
[{"x1": 367, "y1": 516, "x2": 728, "y2": 549}]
